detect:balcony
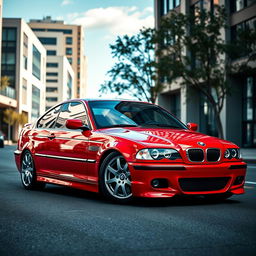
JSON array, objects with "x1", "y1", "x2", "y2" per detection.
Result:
[{"x1": 0, "y1": 86, "x2": 16, "y2": 99}]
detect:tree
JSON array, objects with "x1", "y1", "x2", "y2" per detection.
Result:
[
  {"x1": 155, "y1": 6, "x2": 255, "y2": 138},
  {"x1": 100, "y1": 29, "x2": 161, "y2": 103},
  {"x1": 3, "y1": 109, "x2": 19, "y2": 142},
  {"x1": 0, "y1": 76, "x2": 10, "y2": 91},
  {"x1": 100, "y1": 5, "x2": 255, "y2": 138}
]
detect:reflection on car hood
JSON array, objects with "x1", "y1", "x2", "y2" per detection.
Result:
[{"x1": 101, "y1": 127, "x2": 236, "y2": 149}]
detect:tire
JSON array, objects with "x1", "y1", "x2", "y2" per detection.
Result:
[
  {"x1": 99, "y1": 152, "x2": 132, "y2": 203},
  {"x1": 21, "y1": 150, "x2": 46, "y2": 190},
  {"x1": 0, "y1": 141, "x2": 4, "y2": 148},
  {"x1": 204, "y1": 192, "x2": 233, "y2": 201}
]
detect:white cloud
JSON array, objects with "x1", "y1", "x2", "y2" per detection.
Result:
[
  {"x1": 69, "y1": 6, "x2": 154, "y2": 36},
  {"x1": 61, "y1": 0, "x2": 73, "y2": 6}
]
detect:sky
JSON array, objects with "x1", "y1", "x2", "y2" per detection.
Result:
[{"x1": 3, "y1": 0, "x2": 154, "y2": 99}]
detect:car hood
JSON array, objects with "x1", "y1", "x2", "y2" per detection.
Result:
[{"x1": 100, "y1": 127, "x2": 236, "y2": 150}]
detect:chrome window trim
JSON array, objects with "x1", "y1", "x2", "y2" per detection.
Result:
[{"x1": 35, "y1": 153, "x2": 96, "y2": 163}]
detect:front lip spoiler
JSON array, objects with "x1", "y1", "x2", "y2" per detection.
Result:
[
  {"x1": 229, "y1": 164, "x2": 247, "y2": 169},
  {"x1": 133, "y1": 165, "x2": 186, "y2": 171}
]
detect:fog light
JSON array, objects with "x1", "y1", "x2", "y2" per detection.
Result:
[
  {"x1": 151, "y1": 179, "x2": 169, "y2": 188},
  {"x1": 151, "y1": 179, "x2": 160, "y2": 188},
  {"x1": 234, "y1": 176, "x2": 244, "y2": 185}
]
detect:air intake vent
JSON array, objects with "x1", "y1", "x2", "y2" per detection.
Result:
[
  {"x1": 187, "y1": 148, "x2": 204, "y2": 162},
  {"x1": 179, "y1": 177, "x2": 230, "y2": 192},
  {"x1": 207, "y1": 148, "x2": 221, "y2": 162}
]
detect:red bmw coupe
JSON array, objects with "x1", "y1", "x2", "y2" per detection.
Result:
[{"x1": 14, "y1": 99, "x2": 246, "y2": 202}]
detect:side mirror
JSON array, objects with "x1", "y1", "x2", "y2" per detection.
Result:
[
  {"x1": 187, "y1": 122, "x2": 198, "y2": 131},
  {"x1": 66, "y1": 119, "x2": 90, "y2": 131}
]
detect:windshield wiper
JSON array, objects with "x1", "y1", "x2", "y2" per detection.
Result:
[{"x1": 142, "y1": 123, "x2": 181, "y2": 129}]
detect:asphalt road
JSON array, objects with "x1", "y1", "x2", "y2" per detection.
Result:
[{"x1": 0, "y1": 145, "x2": 256, "y2": 256}]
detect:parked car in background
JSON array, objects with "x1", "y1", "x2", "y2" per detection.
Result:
[
  {"x1": 0, "y1": 131, "x2": 4, "y2": 148},
  {"x1": 14, "y1": 99, "x2": 247, "y2": 203}
]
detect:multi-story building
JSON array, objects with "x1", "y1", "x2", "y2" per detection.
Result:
[
  {"x1": 29, "y1": 16, "x2": 87, "y2": 100},
  {"x1": 0, "y1": 18, "x2": 46, "y2": 140},
  {"x1": 0, "y1": 0, "x2": 3, "y2": 77},
  {"x1": 28, "y1": 29, "x2": 74, "y2": 110},
  {"x1": 155, "y1": 0, "x2": 256, "y2": 148}
]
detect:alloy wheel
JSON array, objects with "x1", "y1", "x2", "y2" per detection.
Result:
[{"x1": 104, "y1": 155, "x2": 132, "y2": 199}]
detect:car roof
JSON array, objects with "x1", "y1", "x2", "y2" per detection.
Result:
[{"x1": 67, "y1": 98, "x2": 153, "y2": 104}]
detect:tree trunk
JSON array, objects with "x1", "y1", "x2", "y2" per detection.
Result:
[{"x1": 213, "y1": 106, "x2": 224, "y2": 139}]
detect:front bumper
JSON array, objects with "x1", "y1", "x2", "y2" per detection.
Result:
[{"x1": 129, "y1": 161, "x2": 247, "y2": 198}]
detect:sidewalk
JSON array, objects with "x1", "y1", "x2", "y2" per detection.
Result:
[{"x1": 241, "y1": 148, "x2": 256, "y2": 164}]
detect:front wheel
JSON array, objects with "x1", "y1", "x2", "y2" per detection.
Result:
[
  {"x1": 21, "y1": 150, "x2": 45, "y2": 190},
  {"x1": 99, "y1": 152, "x2": 132, "y2": 203}
]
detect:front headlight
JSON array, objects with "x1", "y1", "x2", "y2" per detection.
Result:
[
  {"x1": 224, "y1": 148, "x2": 240, "y2": 159},
  {"x1": 136, "y1": 148, "x2": 181, "y2": 160}
]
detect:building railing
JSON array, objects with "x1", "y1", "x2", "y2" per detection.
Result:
[{"x1": 0, "y1": 86, "x2": 16, "y2": 99}]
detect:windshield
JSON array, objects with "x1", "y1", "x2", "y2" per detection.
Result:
[{"x1": 88, "y1": 101, "x2": 187, "y2": 130}]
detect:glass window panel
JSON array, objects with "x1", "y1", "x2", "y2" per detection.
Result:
[
  {"x1": 37, "y1": 105, "x2": 61, "y2": 128},
  {"x1": 247, "y1": 77, "x2": 253, "y2": 97}
]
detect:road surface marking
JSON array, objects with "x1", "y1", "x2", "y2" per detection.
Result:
[{"x1": 245, "y1": 181, "x2": 256, "y2": 185}]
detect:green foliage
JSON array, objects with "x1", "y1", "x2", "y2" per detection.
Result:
[
  {"x1": 3, "y1": 109, "x2": 19, "y2": 126},
  {"x1": 101, "y1": 5, "x2": 256, "y2": 138},
  {"x1": 3, "y1": 109, "x2": 28, "y2": 126},
  {"x1": 100, "y1": 29, "x2": 161, "y2": 103},
  {"x1": 0, "y1": 76, "x2": 10, "y2": 91},
  {"x1": 155, "y1": 5, "x2": 255, "y2": 138}
]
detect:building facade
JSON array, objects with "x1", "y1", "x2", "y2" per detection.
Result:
[
  {"x1": 0, "y1": 18, "x2": 46, "y2": 140},
  {"x1": 29, "y1": 17, "x2": 87, "y2": 99},
  {"x1": 155, "y1": 0, "x2": 256, "y2": 148},
  {"x1": 28, "y1": 29, "x2": 74, "y2": 110}
]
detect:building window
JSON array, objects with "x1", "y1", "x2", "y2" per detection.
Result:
[
  {"x1": 66, "y1": 48, "x2": 72, "y2": 55},
  {"x1": 38, "y1": 37, "x2": 57, "y2": 45},
  {"x1": 67, "y1": 57, "x2": 72, "y2": 64},
  {"x1": 230, "y1": 0, "x2": 256, "y2": 13},
  {"x1": 230, "y1": 16, "x2": 256, "y2": 59},
  {"x1": 46, "y1": 72, "x2": 58, "y2": 76},
  {"x1": 170, "y1": 93, "x2": 181, "y2": 119},
  {"x1": 46, "y1": 97, "x2": 58, "y2": 102},
  {"x1": 66, "y1": 37, "x2": 73, "y2": 45},
  {"x1": 32, "y1": 45, "x2": 41, "y2": 80},
  {"x1": 23, "y1": 33, "x2": 28, "y2": 70},
  {"x1": 32, "y1": 85, "x2": 40, "y2": 120},
  {"x1": 243, "y1": 76, "x2": 256, "y2": 147},
  {"x1": 22, "y1": 79, "x2": 27, "y2": 104},
  {"x1": 77, "y1": 72, "x2": 80, "y2": 79},
  {"x1": 199, "y1": 93, "x2": 218, "y2": 137},
  {"x1": 46, "y1": 87, "x2": 58, "y2": 93},
  {"x1": 67, "y1": 73, "x2": 72, "y2": 99},
  {"x1": 77, "y1": 57, "x2": 80, "y2": 65},
  {"x1": 47, "y1": 28, "x2": 72, "y2": 34},
  {"x1": 46, "y1": 62, "x2": 58, "y2": 68},
  {"x1": 23, "y1": 55, "x2": 28, "y2": 70},
  {"x1": 47, "y1": 50, "x2": 56, "y2": 56},
  {"x1": 1, "y1": 28, "x2": 17, "y2": 89},
  {"x1": 46, "y1": 79, "x2": 58, "y2": 83}
]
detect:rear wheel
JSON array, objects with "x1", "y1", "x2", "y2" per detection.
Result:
[
  {"x1": 21, "y1": 150, "x2": 45, "y2": 190},
  {"x1": 99, "y1": 152, "x2": 132, "y2": 203}
]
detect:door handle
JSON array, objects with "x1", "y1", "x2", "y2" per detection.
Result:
[{"x1": 48, "y1": 133, "x2": 56, "y2": 140}]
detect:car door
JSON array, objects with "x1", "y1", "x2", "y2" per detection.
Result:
[
  {"x1": 33, "y1": 104, "x2": 62, "y2": 177},
  {"x1": 45, "y1": 101, "x2": 90, "y2": 183}
]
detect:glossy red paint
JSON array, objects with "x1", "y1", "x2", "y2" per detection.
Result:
[{"x1": 14, "y1": 99, "x2": 247, "y2": 200}]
